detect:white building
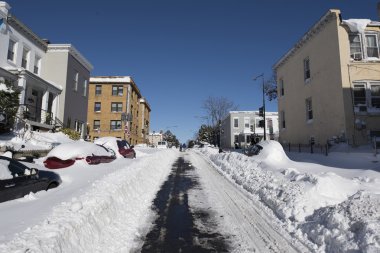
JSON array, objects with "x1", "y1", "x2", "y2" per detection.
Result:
[
  {"x1": 220, "y1": 111, "x2": 279, "y2": 148},
  {"x1": 0, "y1": 2, "x2": 92, "y2": 137},
  {"x1": 148, "y1": 132, "x2": 163, "y2": 147}
]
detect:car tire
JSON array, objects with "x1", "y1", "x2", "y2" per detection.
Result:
[{"x1": 46, "y1": 182, "x2": 58, "y2": 191}]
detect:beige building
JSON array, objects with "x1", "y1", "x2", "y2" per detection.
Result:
[
  {"x1": 87, "y1": 76, "x2": 150, "y2": 145},
  {"x1": 274, "y1": 9, "x2": 380, "y2": 146}
]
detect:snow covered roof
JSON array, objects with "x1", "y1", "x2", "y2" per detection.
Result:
[{"x1": 90, "y1": 76, "x2": 132, "y2": 83}]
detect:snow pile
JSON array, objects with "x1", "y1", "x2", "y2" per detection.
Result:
[
  {"x1": 46, "y1": 142, "x2": 112, "y2": 160},
  {"x1": 0, "y1": 149, "x2": 178, "y2": 252},
  {"x1": 301, "y1": 191, "x2": 380, "y2": 252},
  {"x1": 342, "y1": 19, "x2": 372, "y2": 33},
  {"x1": 197, "y1": 141, "x2": 380, "y2": 252}
]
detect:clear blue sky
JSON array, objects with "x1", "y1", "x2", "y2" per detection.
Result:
[{"x1": 6, "y1": 0, "x2": 380, "y2": 142}]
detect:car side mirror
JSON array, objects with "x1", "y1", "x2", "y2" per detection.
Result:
[{"x1": 130, "y1": 145, "x2": 134, "y2": 149}]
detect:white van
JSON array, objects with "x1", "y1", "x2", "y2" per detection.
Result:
[{"x1": 157, "y1": 141, "x2": 168, "y2": 149}]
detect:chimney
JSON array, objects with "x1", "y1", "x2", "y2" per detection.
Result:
[{"x1": 0, "y1": 1, "x2": 10, "y2": 17}]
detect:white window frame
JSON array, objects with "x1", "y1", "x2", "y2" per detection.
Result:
[
  {"x1": 34, "y1": 55, "x2": 41, "y2": 75},
  {"x1": 83, "y1": 79, "x2": 88, "y2": 97},
  {"x1": 349, "y1": 32, "x2": 380, "y2": 61},
  {"x1": 95, "y1": 85, "x2": 102, "y2": 95},
  {"x1": 21, "y1": 47, "x2": 30, "y2": 69},
  {"x1": 73, "y1": 72, "x2": 79, "y2": 91},
  {"x1": 233, "y1": 118, "x2": 239, "y2": 128},
  {"x1": 244, "y1": 117, "x2": 250, "y2": 129},
  {"x1": 353, "y1": 81, "x2": 380, "y2": 111},
  {"x1": 365, "y1": 33, "x2": 380, "y2": 59},
  {"x1": 7, "y1": 39, "x2": 17, "y2": 63},
  {"x1": 94, "y1": 102, "x2": 101, "y2": 112}
]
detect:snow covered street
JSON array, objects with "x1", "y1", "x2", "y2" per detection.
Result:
[{"x1": 0, "y1": 139, "x2": 379, "y2": 252}]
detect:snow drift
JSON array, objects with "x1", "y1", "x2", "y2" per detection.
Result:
[{"x1": 197, "y1": 141, "x2": 380, "y2": 252}]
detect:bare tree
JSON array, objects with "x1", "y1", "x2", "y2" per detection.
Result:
[
  {"x1": 264, "y1": 73, "x2": 278, "y2": 101},
  {"x1": 202, "y1": 96, "x2": 238, "y2": 126}
]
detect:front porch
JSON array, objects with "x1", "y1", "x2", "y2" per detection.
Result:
[{"x1": 8, "y1": 68, "x2": 63, "y2": 131}]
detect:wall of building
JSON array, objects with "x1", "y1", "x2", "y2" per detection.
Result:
[
  {"x1": 338, "y1": 24, "x2": 380, "y2": 145},
  {"x1": 276, "y1": 11, "x2": 347, "y2": 146}
]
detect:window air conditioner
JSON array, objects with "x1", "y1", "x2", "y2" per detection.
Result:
[{"x1": 351, "y1": 53, "x2": 362, "y2": 61}]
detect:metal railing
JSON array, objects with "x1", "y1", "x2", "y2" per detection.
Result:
[{"x1": 18, "y1": 104, "x2": 62, "y2": 128}]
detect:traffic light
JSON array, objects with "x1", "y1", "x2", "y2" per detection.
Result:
[
  {"x1": 259, "y1": 106, "x2": 264, "y2": 117},
  {"x1": 258, "y1": 120, "x2": 265, "y2": 128}
]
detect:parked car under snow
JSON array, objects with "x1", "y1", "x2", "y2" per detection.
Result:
[
  {"x1": 43, "y1": 142, "x2": 116, "y2": 169},
  {"x1": 94, "y1": 137, "x2": 136, "y2": 159}
]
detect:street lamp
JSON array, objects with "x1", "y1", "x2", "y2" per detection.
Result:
[{"x1": 253, "y1": 73, "x2": 266, "y2": 141}]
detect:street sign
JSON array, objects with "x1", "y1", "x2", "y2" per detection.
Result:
[{"x1": 0, "y1": 112, "x2": 7, "y2": 124}]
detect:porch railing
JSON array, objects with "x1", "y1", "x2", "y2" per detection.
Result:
[{"x1": 18, "y1": 104, "x2": 62, "y2": 128}]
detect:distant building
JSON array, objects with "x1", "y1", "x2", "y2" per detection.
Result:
[
  {"x1": 0, "y1": 1, "x2": 92, "y2": 137},
  {"x1": 220, "y1": 111, "x2": 279, "y2": 148},
  {"x1": 274, "y1": 8, "x2": 380, "y2": 146},
  {"x1": 148, "y1": 132, "x2": 163, "y2": 147},
  {"x1": 87, "y1": 76, "x2": 150, "y2": 145}
]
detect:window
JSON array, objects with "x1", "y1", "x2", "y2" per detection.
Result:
[
  {"x1": 93, "y1": 120, "x2": 100, "y2": 130},
  {"x1": 94, "y1": 102, "x2": 101, "y2": 112},
  {"x1": 22, "y1": 48, "x2": 29, "y2": 68},
  {"x1": 353, "y1": 81, "x2": 380, "y2": 110},
  {"x1": 73, "y1": 72, "x2": 78, "y2": 91},
  {"x1": 244, "y1": 117, "x2": 250, "y2": 129},
  {"x1": 304, "y1": 57, "x2": 310, "y2": 81},
  {"x1": 349, "y1": 34, "x2": 363, "y2": 60},
  {"x1": 250, "y1": 125, "x2": 254, "y2": 132},
  {"x1": 279, "y1": 79, "x2": 284, "y2": 96},
  {"x1": 7, "y1": 39, "x2": 16, "y2": 62},
  {"x1": 111, "y1": 102, "x2": 123, "y2": 112},
  {"x1": 306, "y1": 98, "x2": 313, "y2": 121},
  {"x1": 83, "y1": 80, "x2": 88, "y2": 96},
  {"x1": 246, "y1": 135, "x2": 251, "y2": 143},
  {"x1": 75, "y1": 121, "x2": 83, "y2": 133},
  {"x1": 366, "y1": 34, "x2": 379, "y2": 58},
  {"x1": 281, "y1": 111, "x2": 286, "y2": 129},
  {"x1": 112, "y1": 85, "x2": 123, "y2": 96},
  {"x1": 34, "y1": 56, "x2": 41, "y2": 74},
  {"x1": 349, "y1": 33, "x2": 380, "y2": 60},
  {"x1": 233, "y1": 118, "x2": 239, "y2": 128},
  {"x1": 370, "y1": 83, "x2": 380, "y2": 108},
  {"x1": 234, "y1": 135, "x2": 239, "y2": 143},
  {"x1": 353, "y1": 83, "x2": 366, "y2": 106},
  {"x1": 95, "y1": 85, "x2": 102, "y2": 95},
  {"x1": 110, "y1": 120, "x2": 122, "y2": 130}
]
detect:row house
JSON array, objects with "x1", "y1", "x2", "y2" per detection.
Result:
[
  {"x1": 0, "y1": 2, "x2": 92, "y2": 137},
  {"x1": 87, "y1": 76, "x2": 151, "y2": 145},
  {"x1": 220, "y1": 111, "x2": 279, "y2": 149},
  {"x1": 274, "y1": 7, "x2": 380, "y2": 146}
]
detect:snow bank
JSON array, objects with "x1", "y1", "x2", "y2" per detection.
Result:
[
  {"x1": 197, "y1": 141, "x2": 380, "y2": 252},
  {"x1": 0, "y1": 150, "x2": 178, "y2": 252}
]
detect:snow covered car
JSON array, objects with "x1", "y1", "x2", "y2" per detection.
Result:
[
  {"x1": 94, "y1": 137, "x2": 136, "y2": 159},
  {"x1": 0, "y1": 156, "x2": 61, "y2": 203},
  {"x1": 157, "y1": 141, "x2": 168, "y2": 149},
  {"x1": 43, "y1": 142, "x2": 116, "y2": 169},
  {"x1": 243, "y1": 144, "x2": 263, "y2": 156}
]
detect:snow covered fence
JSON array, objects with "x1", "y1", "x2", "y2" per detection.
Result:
[{"x1": 0, "y1": 149, "x2": 178, "y2": 253}]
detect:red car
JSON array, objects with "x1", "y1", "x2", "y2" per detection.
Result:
[
  {"x1": 116, "y1": 140, "x2": 136, "y2": 158},
  {"x1": 44, "y1": 142, "x2": 116, "y2": 169}
]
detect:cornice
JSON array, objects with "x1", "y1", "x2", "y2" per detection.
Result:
[
  {"x1": 7, "y1": 15, "x2": 48, "y2": 52},
  {"x1": 47, "y1": 44, "x2": 93, "y2": 72}
]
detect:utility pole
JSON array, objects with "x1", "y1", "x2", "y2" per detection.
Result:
[{"x1": 253, "y1": 74, "x2": 266, "y2": 141}]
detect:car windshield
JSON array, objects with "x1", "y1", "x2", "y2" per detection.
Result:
[
  {"x1": 0, "y1": 157, "x2": 27, "y2": 177},
  {"x1": 117, "y1": 140, "x2": 130, "y2": 149}
]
